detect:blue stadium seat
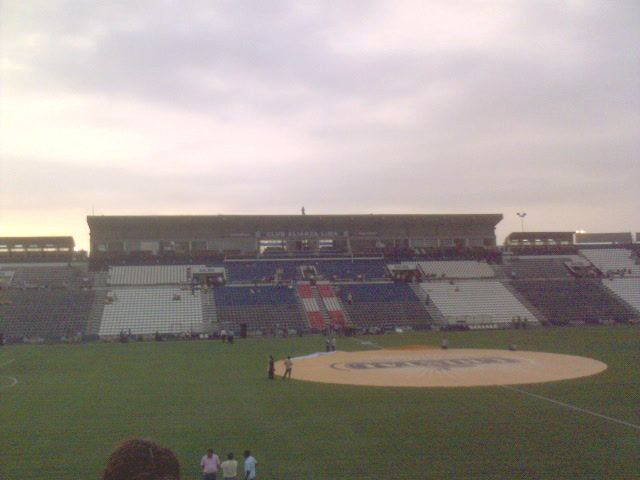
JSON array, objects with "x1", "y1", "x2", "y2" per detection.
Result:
[
  {"x1": 512, "y1": 279, "x2": 635, "y2": 325},
  {"x1": 335, "y1": 283, "x2": 432, "y2": 329}
]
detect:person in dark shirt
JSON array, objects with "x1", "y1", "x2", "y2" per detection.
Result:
[{"x1": 268, "y1": 355, "x2": 275, "y2": 380}]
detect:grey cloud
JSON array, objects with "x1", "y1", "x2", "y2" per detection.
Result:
[{"x1": 1, "y1": 0, "x2": 638, "y2": 247}]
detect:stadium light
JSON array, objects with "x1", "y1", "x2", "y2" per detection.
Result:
[{"x1": 516, "y1": 212, "x2": 527, "y2": 232}]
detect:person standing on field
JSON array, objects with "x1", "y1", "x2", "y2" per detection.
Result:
[
  {"x1": 221, "y1": 453, "x2": 238, "y2": 480},
  {"x1": 268, "y1": 355, "x2": 275, "y2": 380},
  {"x1": 283, "y1": 356, "x2": 293, "y2": 379},
  {"x1": 201, "y1": 449, "x2": 220, "y2": 480},
  {"x1": 243, "y1": 450, "x2": 257, "y2": 480}
]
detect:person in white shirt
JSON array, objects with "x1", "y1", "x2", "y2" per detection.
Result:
[
  {"x1": 283, "y1": 356, "x2": 293, "y2": 379},
  {"x1": 243, "y1": 450, "x2": 257, "y2": 480},
  {"x1": 200, "y1": 449, "x2": 221, "y2": 480}
]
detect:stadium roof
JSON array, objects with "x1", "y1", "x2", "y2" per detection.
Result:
[
  {"x1": 88, "y1": 214, "x2": 503, "y2": 226},
  {"x1": 87, "y1": 214, "x2": 503, "y2": 230},
  {"x1": 575, "y1": 232, "x2": 633, "y2": 244},
  {"x1": 87, "y1": 214, "x2": 503, "y2": 238}
]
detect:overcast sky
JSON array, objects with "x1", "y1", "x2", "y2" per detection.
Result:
[{"x1": 1, "y1": 1, "x2": 638, "y2": 250}]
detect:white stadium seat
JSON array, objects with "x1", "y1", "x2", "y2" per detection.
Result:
[
  {"x1": 420, "y1": 280, "x2": 535, "y2": 325},
  {"x1": 411, "y1": 261, "x2": 495, "y2": 278},
  {"x1": 99, "y1": 287, "x2": 203, "y2": 335},
  {"x1": 580, "y1": 249, "x2": 640, "y2": 276},
  {"x1": 108, "y1": 265, "x2": 205, "y2": 285},
  {"x1": 602, "y1": 278, "x2": 640, "y2": 313}
]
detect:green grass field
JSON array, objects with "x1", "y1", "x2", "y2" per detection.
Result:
[{"x1": 1, "y1": 326, "x2": 639, "y2": 479}]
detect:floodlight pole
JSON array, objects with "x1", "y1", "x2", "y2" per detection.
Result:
[{"x1": 516, "y1": 212, "x2": 527, "y2": 232}]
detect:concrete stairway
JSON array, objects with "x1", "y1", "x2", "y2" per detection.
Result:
[
  {"x1": 410, "y1": 283, "x2": 445, "y2": 326},
  {"x1": 201, "y1": 289, "x2": 219, "y2": 334}
]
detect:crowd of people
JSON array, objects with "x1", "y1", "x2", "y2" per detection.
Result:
[
  {"x1": 102, "y1": 438, "x2": 258, "y2": 480},
  {"x1": 200, "y1": 449, "x2": 257, "y2": 480}
]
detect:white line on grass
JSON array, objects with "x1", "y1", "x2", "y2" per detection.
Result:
[
  {"x1": 501, "y1": 385, "x2": 640, "y2": 431},
  {"x1": 0, "y1": 375, "x2": 18, "y2": 391},
  {"x1": 0, "y1": 359, "x2": 17, "y2": 391},
  {"x1": 0, "y1": 358, "x2": 15, "y2": 368}
]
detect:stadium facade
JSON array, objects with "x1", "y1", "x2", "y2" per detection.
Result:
[{"x1": 87, "y1": 214, "x2": 503, "y2": 257}]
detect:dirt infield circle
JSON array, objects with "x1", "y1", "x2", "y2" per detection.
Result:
[{"x1": 275, "y1": 348, "x2": 607, "y2": 387}]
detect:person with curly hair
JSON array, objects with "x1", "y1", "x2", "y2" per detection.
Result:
[{"x1": 103, "y1": 438, "x2": 180, "y2": 480}]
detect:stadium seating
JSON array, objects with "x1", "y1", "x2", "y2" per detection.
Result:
[
  {"x1": 108, "y1": 265, "x2": 200, "y2": 285},
  {"x1": 224, "y1": 261, "x2": 302, "y2": 282},
  {"x1": 6, "y1": 248, "x2": 639, "y2": 342},
  {"x1": 317, "y1": 260, "x2": 388, "y2": 280},
  {"x1": 413, "y1": 261, "x2": 495, "y2": 278},
  {"x1": 0, "y1": 289, "x2": 95, "y2": 341},
  {"x1": 421, "y1": 281, "x2": 535, "y2": 327},
  {"x1": 0, "y1": 269, "x2": 15, "y2": 288},
  {"x1": 579, "y1": 249, "x2": 640, "y2": 276},
  {"x1": 223, "y1": 259, "x2": 389, "y2": 282},
  {"x1": 409, "y1": 247, "x2": 502, "y2": 263},
  {"x1": 296, "y1": 284, "x2": 325, "y2": 330},
  {"x1": 99, "y1": 287, "x2": 203, "y2": 336},
  {"x1": 212, "y1": 286, "x2": 307, "y2": 333},
  {"x1": 602, "y1": 278, "x2": 640, "y2": 314},
  {"x1": 512, "y1": 279, "x2": 635, "y2": 325},
  {"x1": 336, "y1": 283, "x2": 432, "y2": 330},
  {"x1": 7, "y1": 265, "x2": 90, "y2": 288},
  {"x1": 499, "y1": 258, "x2": 572, "y2": 279},
  {"x1": 316, "y1": 283, "x2": 348, "y2": 327}
]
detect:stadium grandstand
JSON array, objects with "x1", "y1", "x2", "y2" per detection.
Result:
[
  {"x1": 0, "y1": 237, "x2": 93, "y2": 342},
  {"x1": 0, "y1": 236, "x2": 80, "y2": 263},
  {"x1": 0, "y1": 218, "x2": 639, "y2": 343}
]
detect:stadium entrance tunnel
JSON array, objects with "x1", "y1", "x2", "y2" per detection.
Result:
[{"x1": 275, "y1": 348, "x2": 607, "y2": 387}]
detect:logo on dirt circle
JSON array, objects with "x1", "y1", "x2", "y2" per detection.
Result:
[{"x1": 330, "y1": 356, "x2": 520, "y2": 371}]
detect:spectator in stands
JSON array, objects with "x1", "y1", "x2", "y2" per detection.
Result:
[
  {"x1": 243, "y1": 450, "x2": 257, "y2": 480},
  {"x1": 283, "y1": 356, "x2": 293, "y2": 379},
  {"x1": 103, "y1": 438, "x2": 180, "y2": 480},
  {"x1": 268, "y1": 355, "x2": 275, "y2": 380},
  {"x1": 221, "y1": 453, "x2": 238, "y2": 480},
  {"x1": 201, "y1": 448, "x2": 221, "y2": 480}
]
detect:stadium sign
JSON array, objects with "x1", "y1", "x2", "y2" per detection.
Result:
[{"x1": 259, "y1": 231, "x2": 342, "y2": 238}]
